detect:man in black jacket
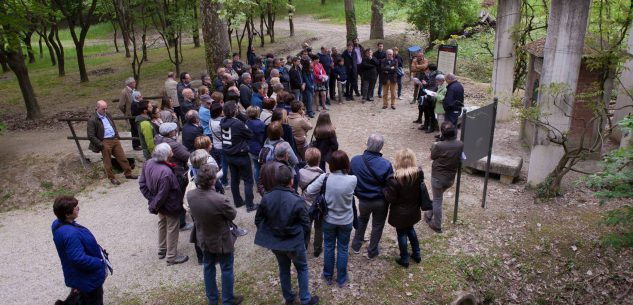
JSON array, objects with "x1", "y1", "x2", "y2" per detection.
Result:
[
  {"x1": 239, "y1": 73, "x2": 253, "y2": 109},
  {"x1": 221, "y1": 101, "x2": 258, "y2": 212},
  {"x1": 87, "y1": 100, "x2": 137, "y2": 185},
  {"x1": 289, "y1": 57, "x2": 303, "y2": 102},
  {"x1": 342, "y1": 43, "x2": 359, "y2": 99},
  {"x1": 374, "y1": 42, "x2": 386, "y2": 98},
  {"x1": 443, "y1": 73, "x2": 465, "y2": 126},
  {"x1": 254, "y1": 166, "x2": 319, "y2": 305},
  {"x1": 181, "y1": 110, "x2": 204, "y2": 152}
]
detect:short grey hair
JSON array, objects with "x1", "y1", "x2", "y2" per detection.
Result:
[
  {"x1": 366, "y1": 133, "x2": 385, "y2": 153},
  {"x1": 446, "y1": 73, "x2": 457, "y2": 82},
  {"x1": 152, "y1": 143, "x2": 172, "y2": 162},
  {"x1": 274, "y1": 141, "x2": 292, "y2": 159},
  {"x1": 270, "y1": 69, "x2": 280, "y2": 77},
  {"x1": 386, "y1": 49, "x2": 394, "y2": 55},
  {"x1": 132, "y1": 90, "x2": 142, "y2": 102},
  {"x1": 241, "y1": 72, "x2": 251, "y2": 81},
  {"x1": 436, "y1": 74, "x2": 445, "y2": 81},
  {"x1": 189, "y1": 149, "x2": 210, "y2": 169},
  {"x1": 196, "y1": 164, "x2": 218, "y2": 190},
  {"x1": 185, "y1": 110, "x2": 199, "y2": 124},
  {"x1": 125, "y1": 77, "x2": 135, "y2": 86}
]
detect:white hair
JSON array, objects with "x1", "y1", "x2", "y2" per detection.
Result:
[
  {"x1": 274, "y1": 141, "x2": 292, "y2": 159},
  {"x1": 436, "y1": 74, "x2": 445, "y2": 81},
  {"x1": 152, "y1": 143, "x2": 172, "y2": 162},
  {"x1": 366, "y1": 133, "x2": 385, "y2": 153},
  {"x1": 125, "y1": 77, "x2": 135, "y2": 86}
]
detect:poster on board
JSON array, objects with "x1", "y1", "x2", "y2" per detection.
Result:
[{"x1": 437, "y1": 44, "x2": 458, "y2": 75}]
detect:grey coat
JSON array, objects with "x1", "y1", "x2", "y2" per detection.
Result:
[{"x1": 187, "y1": 188, "x2": 237, "y2": 254}]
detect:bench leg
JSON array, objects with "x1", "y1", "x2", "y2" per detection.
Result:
[{"x1": 500, "y1": 175, "x2": 515, "y2": 185}]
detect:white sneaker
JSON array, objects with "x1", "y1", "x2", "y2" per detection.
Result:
[{"x1": 397, "y1": 96, "x2": 403, "y2": 100}]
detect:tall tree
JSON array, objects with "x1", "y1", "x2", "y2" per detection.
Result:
[
  {"x1": 151, "y1": 0, "x2": 186, "y2": 75},
  {"x1": 369, "y1": 0, "x2": 384, "y2": 39},
  {"x1": 200, "y1": 0, "x2": 231, "y2": 78},
  {"x1": 344, "y1": 0, "x2": 358, "y2": 42},
  {"x1": 190, "y1": 1, "x2": 201, "y2": 48},
  {"x1": 113, "y1": 0, "x2": 132, "y2": 57},
  {"x1": 0, "y1": 0, "x2": 41, "y2": 119},
  {"x1": 52, "y1": 0, "x2": 98, "y2": 82},
  {"x1": 288, "y1": 0, "x2": 294, "y2": 36}
]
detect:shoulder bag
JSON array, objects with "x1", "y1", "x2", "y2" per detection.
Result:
[{"x1": 308, "y1": 174, "x2": 329, "y2": 221}]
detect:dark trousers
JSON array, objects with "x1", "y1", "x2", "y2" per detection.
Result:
[
  {"x1": 396, "y1": 227, "x2": 420, "y2": 264},
  {"x1": 173, "y1": 106, "x2": 182, "y2": 124},
  {"x1": 361, "y1": 75, "x2": 377, "y2": 100},
  {"x1": 272, "y1": 249, "x2": 312, "y2": 304},
  {"x1": 445, "y1": 108, "x2": 461, "y2": 126},
  {"x1": 128, "y1": 118, "x2": 140, "y2": 148},
  {"x1": 329, "y1": 72, "x2": 337, "y2": 99},
  {"x1": 351, "y1": 198, "x2": 388, "y2": 257},
  {"x1": 203, "y1": 252, "x2": 235, "y2": 305},
  {"x1": 347, "y1": 66, "x2": 359, "y2": 95},
  {"x1": 79, "y1": 286, "x2": 104, "y2": 305},
  {"x1": 226, "y1": 154, "x2": 254, "y2": 208},
  {"x1": 304, "y1": 219, "x2": 323, "y2": 254},
  {"x1": 176, "y1": 174, "x2": 189, "y2": 228}
]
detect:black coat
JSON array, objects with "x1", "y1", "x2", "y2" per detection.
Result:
[
  {"x1": 254, "y1": 186, "x2": 310, "y2": 251},
  {"x1": 383, "y1": 168, "x2": 425, "y2": 229},
  {"x1": 381, "y1": 58, "x2": 398, "y2": 84},
  {"x1": 444, "y1": 81, "x2": 465, "y2": 112},
  {"x1": 359, "y1": 57, "x2": 380, "y2": 79},
  {"x1": 289, "y1": 66, "x2": 303, "y2": 90},
  {"x1": 314, "y1": 132, "x2": 339, "y2": 162}
]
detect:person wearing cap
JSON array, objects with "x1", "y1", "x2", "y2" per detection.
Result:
[{"x1": 154, "y1": 122, "x2": 194, "y2": 231}]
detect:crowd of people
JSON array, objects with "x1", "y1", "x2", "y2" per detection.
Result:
[{"x1": 54, "y1": 40, "x2": 465, "y2": 305}]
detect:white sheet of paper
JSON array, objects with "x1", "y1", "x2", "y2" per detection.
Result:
[
  {"x1": 412, "y1": 77, "x2": 422, "y2": 85},
  {"x1": 424, "y1": 89, "x2": 437, "y2": 97}
]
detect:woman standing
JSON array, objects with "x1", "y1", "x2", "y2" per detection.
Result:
[
  {"x1": 245, "y1": 106, "x2": 267, "y2": 184},
  {"x1": 301, "y1": 58, "x2": 315, "y2": 117},
  {"x1": 383, "y1": 149, "x2": 424, "y2": 268},
  {"x1": 359, "y1": 49, "x2": 379, "y2": 102},
  {"x1": 313, "y1": 112, "x2": 339, "y2": 170},
  {"x1": 312, "y1": 55, "x2": 328, "y2": 111},
  {"x1": 306, "y1": 150, "x2": 357, "y2": 288}
]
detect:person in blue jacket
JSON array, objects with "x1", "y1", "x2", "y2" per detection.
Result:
[{"x1": 52, "y1": 196, "x2": 108, "y2": 305}]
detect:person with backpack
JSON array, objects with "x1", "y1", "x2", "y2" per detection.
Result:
[
  {"x1": 52, "y1": 196, "x2": 110, "y2": 305},
  {"x1": 258, "y1": 123, "x2": 299, "y2": 193},
  {"x1": 220, "y1": 101, "x2": 258, "y2": 213},
  {"x1": 298, "y1": 148, "x2": 326, "y2": 257},
  {"x1": 305, "y1": 150, "x2": 357, "y2": 288},
  {"x1": 383, "y1": 149, "x2": 425, "y2": 268},
  {"x1": 349, "y1": 134, "x2": 393, "y2": 260}
]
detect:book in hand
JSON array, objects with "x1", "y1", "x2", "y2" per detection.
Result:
[{"x1": 424, "y1": 89, "x2": 437, "y2": 97}]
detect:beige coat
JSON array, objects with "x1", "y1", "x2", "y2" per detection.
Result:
[
  {"x1": 287, "y1": 112, "x2": 313, "y2": 147},
  {"x1": 118, "y1": 86, "x2": 133, "y2": 115},
  {"x1": 163, "y1": 78, "x2": 179, "y2": 107}
]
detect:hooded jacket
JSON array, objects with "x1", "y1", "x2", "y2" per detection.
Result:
[
  {"x1": 135, "y1": 114, "x2": 155, "y2": 160},
  {"x1": 220, "y1": 117, "x2": 254, "y2": 156}
]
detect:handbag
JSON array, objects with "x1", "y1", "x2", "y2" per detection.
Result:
[
  {"x1": 308, "y1": 174, "x2": 329, "y2": 221},
  {"x1": 352, "y1": 197, "x2": 359, "y2": 229},
  {"x1": 419, "y1": 180, "x2": 433, "y2": 211},
  {"x1": 396, "y1": 67, "x2": 404, "y2": 77}
]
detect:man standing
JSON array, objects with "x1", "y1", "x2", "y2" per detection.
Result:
[
  {"x1": 188, "y1": 164, "x2": 244, "y2": 305},
  {"x1": 254, "y1": 166, "x2": 320, "y2": 305},
  {"x1": 426, "y1": 122, "x2": 463, "y2": 233},
  {"x1": 342, "y1": 43, "x2": 359, "y2": 99},
  {"x1": 289, "y1": 57, "x2": 303, "y2": 102},
  {"x1": 410, "y1": 52, "x2": 429, "y2": 104},
  {"x1": 154, "y1": 122, "x2": 193, "y2": 231},
  {"x1": 443, "y1": 74, "x2": 464, "y2": 126},
  {"x1": 374, "y1": 43, "x2": 386, "y2": 98},
  {"x1": 180, "y1": 88, "x2": 197, "y2": 117},
  {"x1": 139, "y1": 143, "x2": 189, "y2": 265},
  {"x1": 259, "y1": 141, "x2": 294, "y2": 194},
  {"x1": 275, "y1": 58, "x2": 291, "y2": 91},
  {"x1": 163, "y1": 72, "x2": 181, "y2": 122},
  {"x1": 181, "y1": 110, "x2": 204, "y2": 152},
  {"x1": 225, "y1": 59, "x2": 239, "y2": 81},
  {"x1": 329, "y1": 47, "x2": 340, "y2": 100},
  {"x1": 199, "y1": 95, "x2": 212, "y2": 139},
  {"x1": 318, "y1": 47, "x2": 332, "y2": 103},
  {"x1": 349, "y1": 134, "x2": 393, "y2": 259},
  {"x1": 87, "y1": 100, "x2": 137, "y2": 185},
  {"x1": 393, "y1": 47, "x2": 404, "y2": 100},
  {"x1": 177, "y1": 72, "x2": 192, "y2": 109},
  {"x1": 135, "y1": 100, "x2": 155, "y2": 160},
  {"x1": 381, "y1": 49, "x2": 398, "y2": 110},
  {"x1": 221, "y1": 101, "x2": 258, "y2": 212},
  {"x1": 239, "y1": 73, "x2": 253, "y2": 109},
  {"x1": 52, "y1": 196, "x2": 109, "y2": 305},
  {"x1": 232, "y1": 52, "x2": 245, "y2": 76},
  {"x1": 251, "y1": 82, "x2": 267, "y2": 109},
  {"x1": 117, "y1": 77, "x2": 141, "y2": 150}
]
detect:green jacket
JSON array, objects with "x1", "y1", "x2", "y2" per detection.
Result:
[
  {"x1": 135, "y1": 115, "x2": 155, "y2": 159},
  {"x1": 435, "y1": 84, "x2": 447, "y2": 115}
]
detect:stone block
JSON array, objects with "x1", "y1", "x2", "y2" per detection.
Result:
[{"x1": 465, "y1": 154, "x2": 523, "y2": 184}]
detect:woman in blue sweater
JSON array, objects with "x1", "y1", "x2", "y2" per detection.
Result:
[
  {"x1": 52, "y1": 196, "x2": 108, "y2": 305},
  {"x1": 301, "y1": 58, "x2": 315, "y2": 117}
]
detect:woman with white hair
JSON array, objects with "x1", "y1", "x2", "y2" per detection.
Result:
[{"x1": 434, "y1": 74, "x2": 447, "y2": 124}]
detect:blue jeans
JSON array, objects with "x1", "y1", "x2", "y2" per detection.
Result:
[
  {"x1": 377, "y1": 81, "x2": 382, "y2": 96},
  {"x1": 212, "y1": 149, "x2": 229, "y2": 186},
  {"x1": 396, "y1": 227, "x2": 420, "y2": 264},
  {"x1": 203, "y1": 251, "x2": 235, "y2": 305},
  {"x1": 272, "y1": 248, "x2": 312, "y2": 304},
  {"x1": 292, "y1": 89, "x2": 302, "y2": 102},
  {"x1": 225, "y1": 154, "x2": 254, "y2": 208},
  {"x1": 444, "y1": 109, "x2": 461, "y2": 126},
  {"x1": 250, "y1": 153, "x2": 261, "y2": 186},
  {"x1": 303, "y1": 89, "x2": 314, "y2": 116},
  {"x1": 322, "y1": 221, "x2": 353, "y2": 286}
]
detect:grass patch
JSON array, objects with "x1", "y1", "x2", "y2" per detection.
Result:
[{"x1": 292, "y1": 0, "x2": 407, "y2": 24}]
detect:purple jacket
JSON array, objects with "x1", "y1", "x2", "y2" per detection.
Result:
[{"x1": 139, "y1": 159, "x2": 183, "y2": 215}]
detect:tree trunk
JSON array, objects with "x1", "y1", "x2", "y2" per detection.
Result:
[
  {"x1": 23, "y1": 32, "x2": 36, "y2": 64},
  {"x1": 0, "y1": 55, "x2": 9, "y2": 73},
  {"x1": 122, "y1": 30, "x2": 131, "y2": 57},
  {"x1": 526, "y1": 0, "x2": 591, "y2": 187},
  {"x1": 39, "y1": 30, "x2": 57, "y2": 66},
  {"x1": 288, "y1": 0, "x2": 294, "y2": 37},
  {"x1": 49, "y1": 24, "x2": 65, "y2": 76},
  {"x1": 112, "y1": 21, "x2": 120, "y2": 53},
  {"x1": 192, "y1": 3, "x2": 201, "y2": 48},
  {"x1": 114, "y1": 0, "x2": 132, "y2": 58},
  {"x1": 259, "y1": 13, "x2": 265, "y2": 47},
  {"x1": 267, "y1": 4, "x2": 275, "y2": 43},
  {"x1": 344, "y1": 0, "x2": 358, "y2": 43},
  {"x1": 492, "y1": 0, "x2": 521, "y2": 121},
  {"x1": 369, "y1": 0, "x2": 384, "y2": 39},
  {"x1": 38, "y1": 35, "x2": 43, "y2": 59},
  {"x1": 321, "y1": 0, "x2": 325, "y2": 4},
  {"x1": 75, "y1": 41, "x2": 89, "y2": 82},
  {"x1": 200, "y1": 0, "x2": 231, "y2": 79},
  {"x1": 2, "y1": 48, "x2": 41, "y2": 119}
]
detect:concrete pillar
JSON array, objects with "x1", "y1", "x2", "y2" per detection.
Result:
[
  {"x1": 492, "y1": 0, "x2": 521, "y2": 121},
  {"x1": 612, "y1": 20, "x2": 633, "y2": 142},
  {"x1": 527, "y1": 0, "x2": 592, "y2": 186}
]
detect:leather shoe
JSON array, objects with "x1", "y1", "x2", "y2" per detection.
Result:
[
  {"x1": 125, "y1": 174, "x2": 138, "y2": 179},
  {"x1": 425, "y1": 128, "x2": 435, "y2": 134},
  {"x1": 110, "y1": 179, "x2": 121, "y2": 185},
  {"x1": 412, "y1": 255, "x2": 422, "y2": 264},
  {"x1": 313, "y1": 249, "x2": 322, "y2": 258},
  {"x1": 382, "y1": 106, "x2": 388, "y2": 109},
  {"x1": 246, "y1": 204, "x2": 260, "y2": 213},
  {"x1": 396, "y1": 258, "x2": 409, "y2": 268},
  {"x1": 158, "y1": 251, "x2": 166, "y2": 259},
  {"x1": 412, "y1": 119, "x2": 422, "y2": 123},
  {"x1": 166, "y1": 255, "x2": 189, "y2": 265},
  {"x1": 232, "y1": 295, "x2": 244, "y2": 305},
  {"x1": 428, "y1": 223, "x2": 443, "y2": 233},
  {"x1": 418, "y1": 125, "x2": 427, "y2": 130},
  {"x1": 133, "y1": 146, "x2": 143, "y2": 151},
  {"x1": 391, "y1": 106, "x2": 396, "y2": 110},
  {"x1": 180, "y1": 223, "x2": 193, "y2": 231}
]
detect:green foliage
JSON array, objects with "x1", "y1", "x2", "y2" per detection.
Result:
[
  {"x1": 291, "y1": 0, "x2": 406, "y2": 25},
  {"x1": 405, "y1": 0, "x2": 479, "y2": 42},
  {"x1": 600, "y1": 205, "x2": 633, "y2": 248}
]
